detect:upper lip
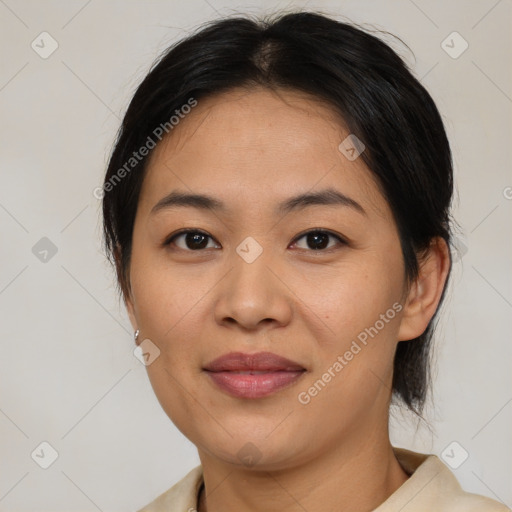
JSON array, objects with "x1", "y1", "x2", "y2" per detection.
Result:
[{"x1": 203, "y1": 351, "x2": 305, "y2": 372}]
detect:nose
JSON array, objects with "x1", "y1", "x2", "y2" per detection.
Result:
[{"x1": 213, "y1": 243, "x2": 293, "y2": 332}]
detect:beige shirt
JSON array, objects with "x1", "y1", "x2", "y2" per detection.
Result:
[{"x1": 137, "y1": 447, "x2": 510, "y2": 511}]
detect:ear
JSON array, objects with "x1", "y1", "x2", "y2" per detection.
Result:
[
  {"x1": 114, "y1": 244, "x2": 138, "y2": 334},
  {"x1": 125, "y1": 292, "x2": 138, "y2": 334},
  {"x1": 397, "y1": 237, "x2": 451, "y2": 341}
]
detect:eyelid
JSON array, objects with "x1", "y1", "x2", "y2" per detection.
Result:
[
  {"x1": 291, "y1": 228, "x2": 348, "y2": 244},
  {"x1": 163, "y1": 229, "x2": 219, "y2": 248},
  {"x1": 290, "y1": 228, "x2": 348, "y2": 251}
]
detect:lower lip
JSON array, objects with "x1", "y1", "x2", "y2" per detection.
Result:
[{"x1": 205, "y1": 370, "x2": 305, "y2": 398}]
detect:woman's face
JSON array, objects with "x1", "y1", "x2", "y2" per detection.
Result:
[{"x1": 126, "y1": 87, "x2": 413, "y2": 469}]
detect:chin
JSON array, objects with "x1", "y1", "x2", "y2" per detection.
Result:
[{"x1": 196, "y1": 428, "x2": 311, "y2": 471}]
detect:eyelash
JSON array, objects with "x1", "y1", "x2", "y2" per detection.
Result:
[{"x1": 163, "y1": 228, "x2": 348, "y2": 252}]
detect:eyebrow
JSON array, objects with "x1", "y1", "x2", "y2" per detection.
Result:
[{"x1": 150, "y1": 187, "x2": 366, "y2": 217}]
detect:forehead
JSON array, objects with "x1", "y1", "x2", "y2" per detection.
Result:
[
  {"x1": 139, "y1": 87, "x2": 388, "y2": 220},
  {"x1": 150, "y1": 87, "x2": 348, "y2": 164}
]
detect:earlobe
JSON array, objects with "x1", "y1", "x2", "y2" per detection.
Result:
[{"x1": 397, "y1": 237, "x2": 451, "y2": 341}]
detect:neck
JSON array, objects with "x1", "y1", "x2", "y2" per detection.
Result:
[{"x1": 197, "y1": 429, "x2": 409, "y2": 512}]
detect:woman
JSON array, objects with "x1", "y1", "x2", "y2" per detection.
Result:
[{"x1": 101, "y1": 11, "x2": 508, "y2": 512}]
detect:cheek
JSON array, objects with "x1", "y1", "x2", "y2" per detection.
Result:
[
  {"x1": 130, "y1": 247, "x2": 208, "y2": 338},
  {"x1": 294, "y1": 271, "x2": 403, "y2": 429},
  {"x1": 130, "y1": 263, "x2": 209, "y2": 431},
  {"x1": 297, "y1": 253, "x2": 404, "y2": 398},
  {"x1": 302, "y1": 257, "x2": 403, "y2": 336}
]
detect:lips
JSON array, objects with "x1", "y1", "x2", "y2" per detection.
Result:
[
  {"x1": 203, "y1": 351, "x2": 306, "y2": 399},
  {"x1": 204, "y1": 351, "x2": 305, "y2": 372}
]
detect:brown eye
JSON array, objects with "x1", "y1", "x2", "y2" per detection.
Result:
[
  {"x1": 165, "y1": 230, "x2": 219, "y2": 251},
  {"x1": 292, "y1": 230, "x2": 346, "y2": 251}
]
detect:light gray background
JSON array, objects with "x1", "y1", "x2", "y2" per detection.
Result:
[{"x1": 1, "y1": 0, "x2": 511, "y2": 510}]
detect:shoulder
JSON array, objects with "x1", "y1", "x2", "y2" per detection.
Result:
[
  {"x1": 136, "y1": 465, "x2": 203, "y2": 512},
  {"x1": 377, "y1": 447, "x2": 510, "y2": 512}
]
